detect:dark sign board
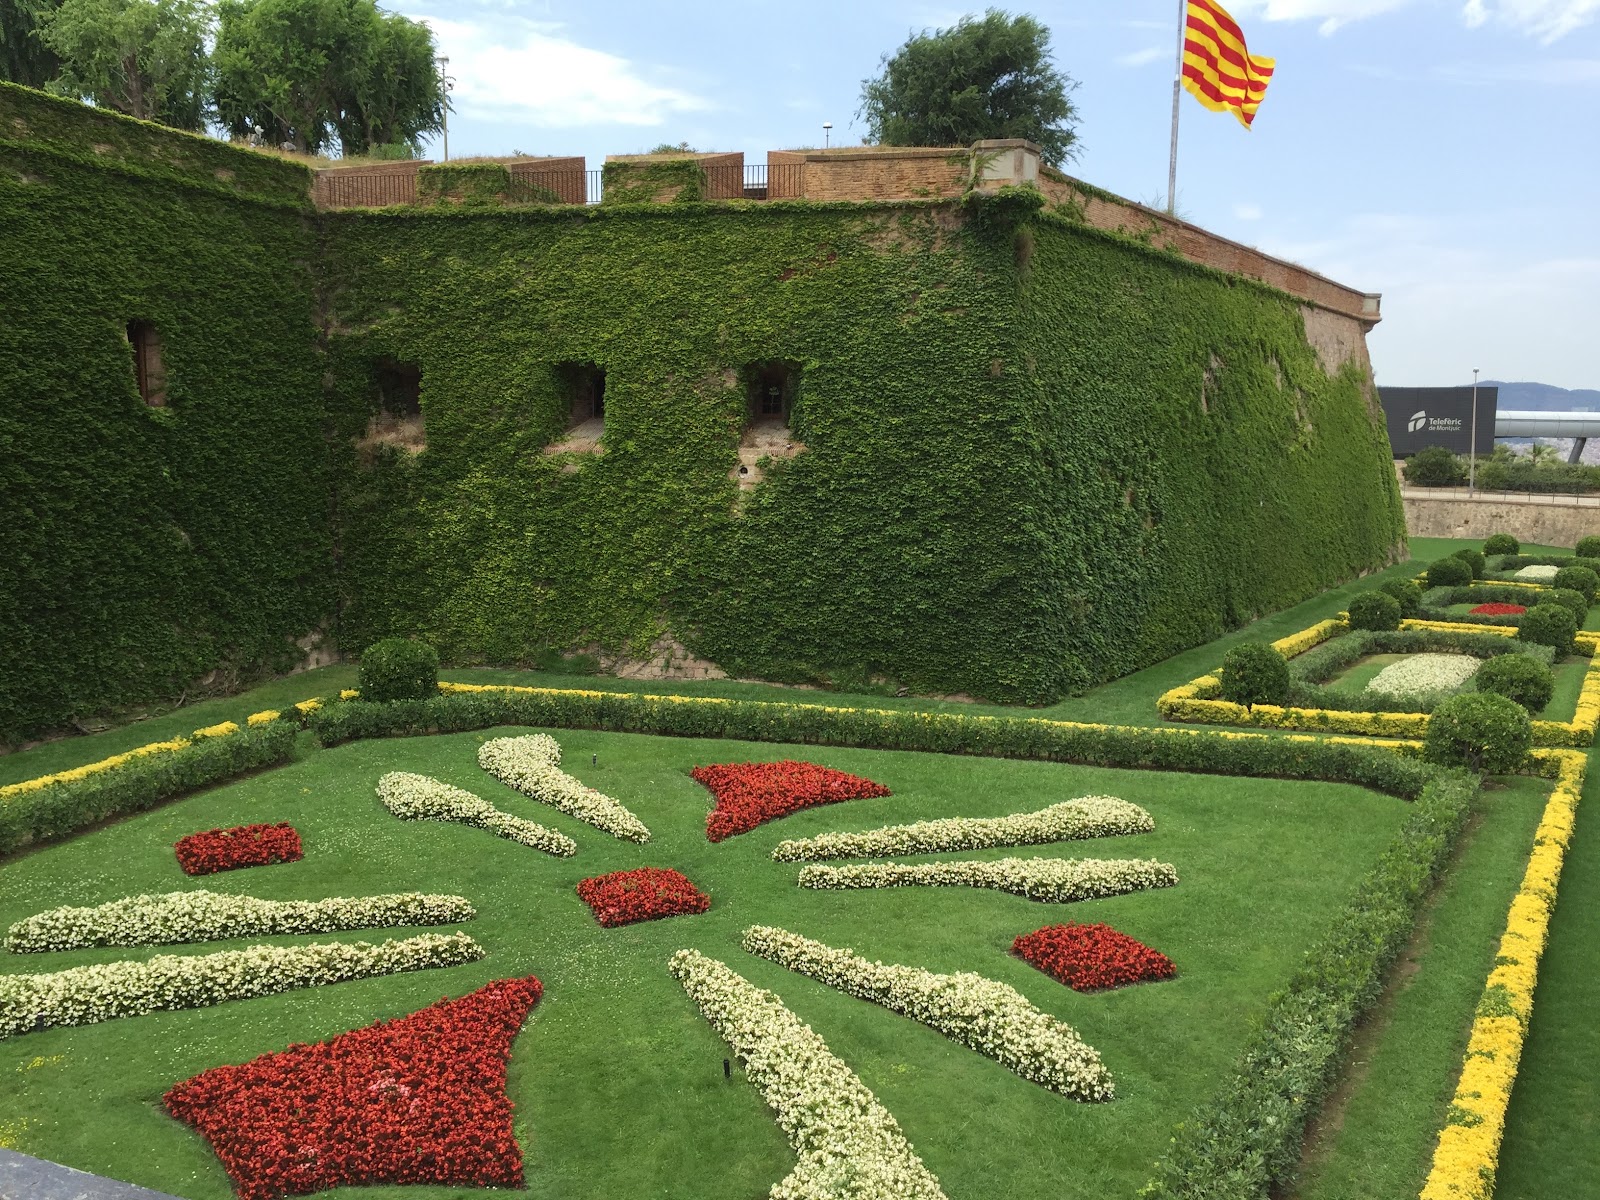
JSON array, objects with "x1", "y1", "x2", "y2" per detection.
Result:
[{"x1": 1379, "y1": 385, "x2": 1498, "y2": 457}]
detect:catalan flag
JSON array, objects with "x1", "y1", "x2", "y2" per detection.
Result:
[{"x1": 1182, "y1": 0, "x2": 1275, "y2": 129}]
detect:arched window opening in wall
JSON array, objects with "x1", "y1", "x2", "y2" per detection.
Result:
[
  {"x1": 559, "y1": 362, "x2": 606, "y2": 428},
  {"x1": 743, "y1": 360, "x2": 799, "y2": 428},
  {"x1": 127, "y1": 320, "x2": 166, "y2": 406}
]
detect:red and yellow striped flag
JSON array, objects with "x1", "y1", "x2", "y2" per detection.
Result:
[{"x1": 1182, "y1": 0, "x2": 1275, "y2": 129}]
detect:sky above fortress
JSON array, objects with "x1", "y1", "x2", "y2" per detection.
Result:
[{"x1": 390, "y1": 0, "x2": 1598, "y2": 391}]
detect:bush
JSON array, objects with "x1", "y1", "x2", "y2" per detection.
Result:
[
  {"x1": 1403, "y1": 446, "x2": 1466, "y2": 487},
  {"x1": 1483, "y1": 533, "x2": 1519, "y2": 556},
  {"x1": 1219, "y1": 643, "x2": 1290, "y2": 709},
  {"x1": 1576, "y1": 536, "x2": 1600, "y2": 559},
  {"x1": 1425, "y1": 556, "x2": 1473, "y2": 589},
  {"x1": 1380, "y1": 579, "x2": 1423, "y2": 618},
  {"x1": 358, "y1": 638, "x2": 440, "y2": 703},
  {"x1": 1347, "y1": 591, "x2": 1401, "y2": 631},
  {"x1": 1545, "y1": 588, "x2": 1588, "y2": 624},
  {"x1": 1474, "y1": 654, "x2": 1555, "y2": 714},
  {"x1": 1553, "y1": 565, "x2": 1599, "y2": 602},
  {"x1": 1424, "y1": 693, "x2": 1532, "y2": 773},
  {"x1": 1517, "y1": 602, "x2": 1577, "y2": 655},
  {"x1": 1451, "y1": 547, "x2": 1486, "y2": 579}
]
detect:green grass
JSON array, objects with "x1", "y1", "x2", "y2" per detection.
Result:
[
  {"x1": 0, "y1": 728, "x2": 1408, "y2": 1199},
  {"x1": 1323, "y1": 652, "x2": 1410, "y2": 693}
]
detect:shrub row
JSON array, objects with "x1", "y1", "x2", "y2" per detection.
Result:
[{"x1": 1140, "y1": 769, "x2": 1479, "y2": 1198}]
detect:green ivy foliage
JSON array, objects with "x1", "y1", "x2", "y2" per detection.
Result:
[{"x1": 0, "y1": 83, "x2": 332, "y2": 741}]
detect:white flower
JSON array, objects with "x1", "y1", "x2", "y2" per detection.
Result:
[
  {"x1": 1365, "y1": 653, "x2": 1481, "y2": 698},
  {"x1": 1514, "y1": 565, "x2": 1559, "y2": 581},
  {"x1": 669, "y1": 949, "x2": 948, "y2": 1200},
  {"x1": 478, "y1": 735, "x2": 651, "y2": 843},
  {"x1": 742, "y1": 926, "x2": 1112, "y2": 1100},
  {"x1": 0, "y1": 933, "x2": 483, "y2": 1039},
  {"x1": 5, "y1": 890, "x2": 475, "y2": 953},
  {"x1": 377, "y1": 771, "x2": 577, "y2": 856},
  {"x1": 797, "y1": 857, "x2": 1178, "y2": 903},
  {"x1": 772, "y1": 796, "x2": 1152, "y2": 862}
]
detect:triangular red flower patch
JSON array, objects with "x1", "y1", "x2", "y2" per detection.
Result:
[
  {"x1": 165, "y1": 976, "x2": 542, "y2": 1200},
  {"x1": 689, "y1": 760, "x2": 891, "y2": 841}
]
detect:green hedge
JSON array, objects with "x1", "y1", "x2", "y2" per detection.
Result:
[
  {"x1": 0, "y1": 724, "x2": 298, "y2": 856},
  {"x1": 1283, "y1": 628, "x2": 1551, "y2": 713},
  {"x1": 1140, "y1": 768, "x2": 1478, "y2": 1199}
]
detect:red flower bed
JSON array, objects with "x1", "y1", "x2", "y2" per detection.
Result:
[
  {"x1": 1012, "y1": 923, "x2": 1176, "y2": 992},
  {"x1": 175, "y1": 823, "x2": 303, "y2": 876},
  {"x1": 1470, "y1": 602, "x2": 1527, "y2": 616},
  {"x1": 164, "y1": 976, "x2": 541, "y2": 1200},
  {"x1": 576, "y1": 867, "x2": 710, "y2": 927},
  {"x1": 689, "y1": 760, "x2": 891, "y2": 841}
]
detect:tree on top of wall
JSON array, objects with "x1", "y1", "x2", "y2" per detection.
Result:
[
  {"x1": 857, "y1": 8, "x2": 1080, "y2": 167},
  {"x1": 39, "y1": 0, "x2": 212, "y2": 130},
  {"x1": 1, "y1": 0, "x2": 64, "y2": 87}
]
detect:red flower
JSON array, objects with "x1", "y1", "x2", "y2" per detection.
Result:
[
  {"x1": 1012, "y1": 923, "x2": 1176, "y2": 992},
  {"x1": 576, "y1": 868, "x2": 710, "y2": 927},
  {"x1": 164, "y1": 976, "x2": 541, "y2": 1200},
  {"x1": 689, "y1": 761, "x2": 891, "y2": 841},
  {"x1": 1469, "y1": 602, "x2": 1527, "y2": 616},
  {"x1": 175, "y1": 823, "x2": 303, "y2": 876}
]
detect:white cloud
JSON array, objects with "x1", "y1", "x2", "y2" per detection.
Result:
[
  {"x1": 1234, "y1": 202, "x2": 1265, "y2": 220},
  {"x1": 1435, "y1": 56, "x2": 1600, "y2": 81},
  {"x1": 419, "y1": 14, "x2": 711, "y2": 128},
  {"x1": 1462, "y1": 0, "x2": 1600, "y2": 42},
  {"x1": 1228, "y1": 0, "x2": 1413, "y2": 35},
  {"x1": 1116, "y1": 45, "x2": 1167, "y2": 66}
]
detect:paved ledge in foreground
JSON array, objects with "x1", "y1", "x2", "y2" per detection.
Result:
[{"x1": 0, "y1": 1149, "x2": 185, "y2": 1200}]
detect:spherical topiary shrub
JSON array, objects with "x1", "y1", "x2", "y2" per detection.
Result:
[
  {"x1": 1573, "y1": 557, "x2": 1600, "y2": 577},
  {"x1": 1424, "y1": 692, "x2": 1533, "y2": 774},
  {"x1": 1451, "y1": 547, "x2": 1486, "y2": 579},
  {"x1": 1380, "y1": 579, "x2": 1423, "y2": 618},
  {"x1": 1474, "y1": 654, "x2": 1555, "y2": 714},
  {"x1": 1404, "y1": 446, "x2": 1466, "y2": 487},
  {"x1": 1425, "y1": 556, "x2": 1473, "y2": 589},
  {"x1": 358, "y1": 638, "x2": 440, "y2": 702},
  {"x1": 1576, "y1": 536, "x2": 1600, "y2": 560},
  {"x1": 1483, "y1": 533, "x2": 1519, "y2": 556},
  {"x1": 1219, "y1": 642, "x2": 1290, "y2": 710},
  {"x1": 1545, "y1": 587, "x2": 1588, "y2": 624},
  {"x1": 1553, "y1": 564, "x2": 1599, "y2": 602},
  {"x1": 1347, "y1": 590, "x2": 1401, "y2": 631},
  {"x1": 1517, "y1": 602, "x2": 1577, "y2": 656}
]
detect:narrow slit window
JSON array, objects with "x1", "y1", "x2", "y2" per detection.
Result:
[
  {"x1": 559, "y1": 362, "x2": 607, "y2": 427},
  {"x1": 127, "y1": 320, "x2": 166, "y2": 407},
  {"x1": 375, "y1": 359, "x2": 423, "y2": 418},
  {"x1": 744, "y1": 360, "x2": 799, "y2": 427}
]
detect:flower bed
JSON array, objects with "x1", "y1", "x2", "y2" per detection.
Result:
[
  {"x1": 743, "y1": 925, "x2": 1112, "y2": 1100},
  {"x1": 478, "y1": 734, "x2": 651, "y2": 842},
  {"x1": 1514, "y1": 565, "x2": 1559, "y2": 581},
  {"x1": 165, "y1": 976, "x2": 541, "y2": 1200},
  {"x1": 689, "y1": 760, "x2": 891, "y2": 841},
  {"x1": 0, "y1": 933, "x2": 483, "y2": 1039},
  {"x1": 1012, "y1": 923, "x2": 1176, "y2": 992},
  {"x1": 376, "y1": 771, "x2": 577, "y2": 857},
  {"x1": 575, "y1": 868, "x2": 710, "y2": 927},
  {"x1": 1365, "y1": 653, "x2": 1481, "y2": 698},
  {"x1": 5, "y1": 890, "x2": 474, "y2": 953},
  {"x1": 770, "y1": 796, "x2": 1152, "y2": 862},
  {"x1": 797, "y1": 856, "x2": 1178, "y2": 903},
  {"x1": 1469, "y1": 603, "x2": 1527, "y2": 617},
  {"x1": 668, "y1": 948, "x2": 947, "y2": 1200},
  {"x1": 175, "y1": 823, "x2": 303, "y2": 876}
]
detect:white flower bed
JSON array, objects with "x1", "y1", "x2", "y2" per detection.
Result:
[
  {"x1": 1514, "y1": 565, "x2": 1559, "y2": 581},
  {"x1": 771, "y1": 797, "x2": 1152, "y2": 863},
  {"x1": 1365, "y1": 653, "x2": 1481, "y2": 698},
  {"x1": 6, "y1": 889, "x2": 475, "y2": 953},
  {"x1": 0, "y1": 932, "x2": 482, "y2": 1039},
  {"x1": 377, "y1": 771, "x2": 577, "y2": 856},
  {"x1": 797, "y1": 856, "x2": 1178, "y2": 903},
  {"x1": 669, "y1": 948, "x2": 947, "y2": 1200},
  {"x1": 742, "y1": 925, "x2": 1112, "y2": 1100},
  {"x1": 478, "y1": 734, "x2": 651, "y2": 843}
]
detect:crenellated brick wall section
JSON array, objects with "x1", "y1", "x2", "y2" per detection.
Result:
[
  {"x1": 603, "y1": 151, "x2": 745, "y2": 201},
  {"x1": 314, "y1": 156, "x2": 586, "y2": 208},
  {"x1": 767, "y1": 147, "x2": 968, "y2": 201}
]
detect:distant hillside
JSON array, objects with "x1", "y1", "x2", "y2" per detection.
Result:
[{"x1": 1477, "y1": 381, "x2": 1600, "y2": 411}]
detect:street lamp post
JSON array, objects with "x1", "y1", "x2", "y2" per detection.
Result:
[
  {"x1": 823, "y1": 121, "x2": 832, "y2": 149},
  {"x1": 438, "y1": 56, "x2": 455, "y2": 162},
  {"x1": 1470, "y1": 367, "x2": 1480, "y2": 494}
]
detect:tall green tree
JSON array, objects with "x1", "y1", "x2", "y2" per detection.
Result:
[
  {"x1": 1, "y1": 0, "x2": 62, "y2": 87},
  {"x1": 858, "y1": 9, "x2": 1079, "y2": 168},
  {"x1": 214, "y1": 0, "x2": 441, "y2": 156},
  {"x1": 39, "y1": 0, "x2": 211, "y2": 129}
]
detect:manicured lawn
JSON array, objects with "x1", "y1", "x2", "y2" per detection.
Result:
[{"x1": 0, "y1": 728, "x2": 1407, "y2": 1199}]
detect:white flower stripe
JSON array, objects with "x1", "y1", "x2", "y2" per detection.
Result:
[
  {"x1": 0, "y1": 932, "x2": 483, "y2": 1039},
  {"x1": 771, "y1": 796, "x2": 1152, "y2": 862},
  {"x1": 377, "y1": 770, "x2": 578, "y2": 856},
  {"x1": 1514, "y1": 565, "x2": 1559, "y2": 581},
  {"x1": 742, "y1": 925, "x2": 1113, "y2": 1100},
  {"x1": 797, "y1": 857, "x2": 1179, "y2": 902},
  {"x1": 1365, "y1": 653, "x2": 1481, "y2": 698},
  {"x1": 478, "y1": 735, "x2": 651, "y2": 843},
  {"x1": 6, "y1": 890, "x2": 476, "y2": 953},
  {"x1": 669, "y1": 948, "x2": 947, "y2": 1200}
]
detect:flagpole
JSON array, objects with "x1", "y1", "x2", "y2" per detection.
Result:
[{"x1": 1167, "y1": 0, "x2": 1185, "y2": 214}]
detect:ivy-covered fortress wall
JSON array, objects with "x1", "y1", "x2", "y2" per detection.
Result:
[{"x1": 0, "y1": 85, "x2": 332, "y2": 741}]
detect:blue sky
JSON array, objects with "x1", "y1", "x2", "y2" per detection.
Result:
[{"x1": 390, "y1": 0, "x2": 1599, "y2": 391}]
